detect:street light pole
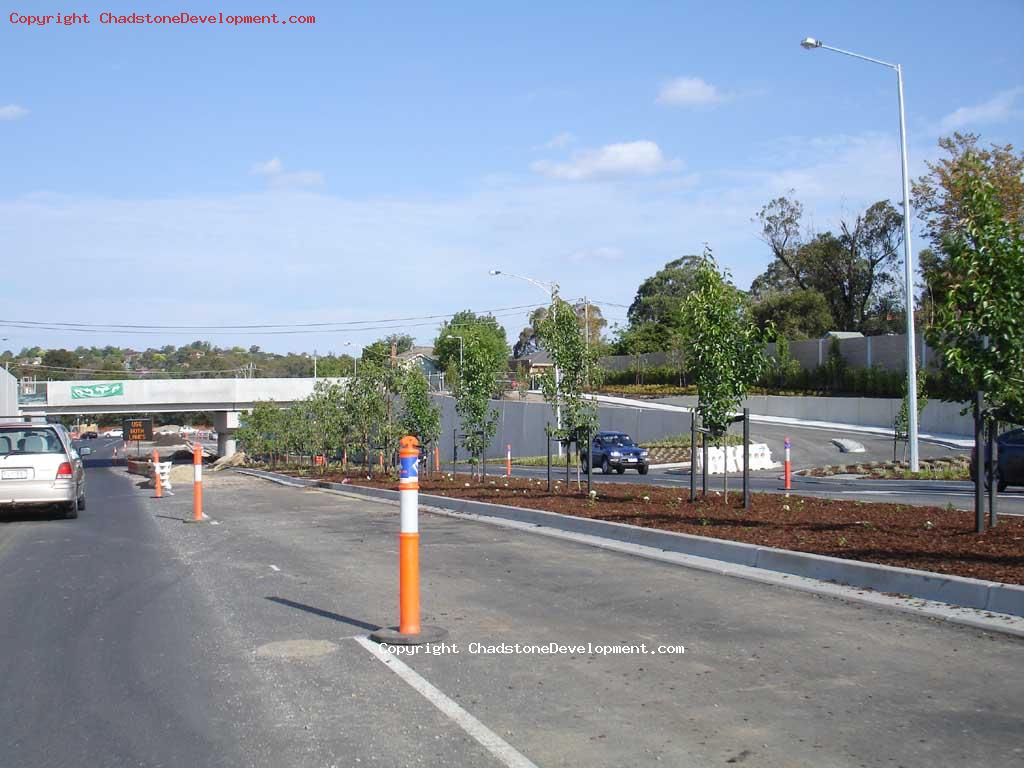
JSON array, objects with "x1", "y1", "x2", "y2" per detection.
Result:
[
  {"x1": 800, "y1": 37, "x2": 920, "y2": 471},
  {"x1": 490, "y1": 269, "x2": 563, "y2": 456}
]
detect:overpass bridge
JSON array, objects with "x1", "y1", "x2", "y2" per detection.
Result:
[{"x1": 14, "y1": 377, "x2": 344, "y2": 457}]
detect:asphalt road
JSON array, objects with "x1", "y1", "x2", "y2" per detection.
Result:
[{"x1": 1, "y1": 445, "x2": 1022, "y2": 767}]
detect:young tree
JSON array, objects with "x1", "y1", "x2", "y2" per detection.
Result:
[
  {"x1": 927, "y1": 168, "x2": 1024, "y2": 418},
  {"x1": 343, "y1": 360, "x2": 391, "y2": 473},
  {"x1": 678, "y1": 248, "x2": 769, "y2": 439},
  {"x1": 453, "y1": 335, "x2": 506, "y2": 477},
  {"x1": 305, "y1": 380, "x2": 348, "y2": 473},
  {"x1": 399, "y1": 368, "x2": 441, "y2": 449},
  {"x1": 434, "y1": 310, "x2": 509, "y2": 390},
  {"x1": 621, "y1": 255, "x2": 705, "y2": 352},
  {"x1": 237, "y1": 399, "x2": 284, "y2": 463},
  {"x1": 537, "y1": 297, "x2": 602, "y2": 452}
]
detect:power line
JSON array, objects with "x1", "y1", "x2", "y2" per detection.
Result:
[{"x1": 0, "y1": 303, "x2": 544, "y2": 332}]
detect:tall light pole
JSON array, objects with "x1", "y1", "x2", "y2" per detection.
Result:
[
  {"x1": 343, "y1": 341, "x2": 357, "y2": 376},
  {"x1": 800, "y1": 37, "x2": 920, "y2": 471},
  {"x1": 448, "y1": 335, "x2": 464, "y2": 373},
  {"x1": 490, "y1": 269, "x2": 564, "y2": 455}
]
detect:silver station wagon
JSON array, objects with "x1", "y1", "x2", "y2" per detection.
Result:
[{"x1": 0, "y1": 423, "x2": 87, "y2": 519}]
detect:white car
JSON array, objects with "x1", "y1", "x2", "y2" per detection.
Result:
[
  {"x1": 0, "y1": 423, "x2": 86, "y2": 518},
  {"x1": 102, "y1": 428, "x2": 123, "y2": 438}
]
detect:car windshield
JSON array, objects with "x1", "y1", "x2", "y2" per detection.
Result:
[
  {"x1": 604, "y1": 435, "x2": 635, "y2": 447},
  {"x1": 0, "y1": 428, "x2": 65, "y2": 455}
]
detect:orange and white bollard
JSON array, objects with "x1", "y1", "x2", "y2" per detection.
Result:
[
  {"x1": 506, "y1": 443, "x2": 512, "y2": 478},
  {"x1": 784, "y1": 437, "x2": 792, "y2": 490},
  {"x1": 434, "y1": 445, "x2": 440, "y2": 473},
  {"x1": 152, "y1": 449, "x2": 163, "y2": 498},
  {"x1": 189, "y1": 443, "x2": 206, "y2": 522},
  {"x1": 370, "y1": 435, "x2": 447, "y2": 646}
]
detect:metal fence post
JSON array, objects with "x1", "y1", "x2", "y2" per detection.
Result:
[
  {"x1": 974, "y1": 391, "x2": 985, "y2": 534},
  {"x1": 701, "y1": 431, "x2": 708, "y2": 496},
  {"x1": 989, "y1": 416, "x2": 998, "y2": 528},
  {"x1": 690, "y1": 413, "x2": 697, "y2": 502},
  {"x1": 546, "y1": 422, "x2": 552, "y2": 493}
]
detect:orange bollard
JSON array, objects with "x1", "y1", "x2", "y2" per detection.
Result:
[
  {"x1": 506, "y1": 443, "x2": 512, "y2": 478},
  {"x1": 434, "y1": 445, "x2": 440, "y2": 473},
  {"x1": 343, "y1": 449, "x2": 348, "y2": 473},
  {"x1": 152, "y1": 449, "x2": 163, "y2": 498},
  {"x1": 191, "y1": 443, "x2": 205, "y2": 522},
  {"x1": 378, "y1": 451, "x2": 384, "y2": 474},
  {"x1": 369, "y1": 435, "x2": 447, "y2": 646},
  {"x1": 784, "y1": 437, "x2": 792, "y2": 490}
]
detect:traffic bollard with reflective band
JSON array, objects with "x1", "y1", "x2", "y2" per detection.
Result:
[
  {"x1": 784, "y1": 437, "x2": 792, "y2": 490},
  {"x1": 370, "y1": 436, "x2": 447, "y2": 646},
  {"x1": 185, "y1": 443, "x2": 207, "y2": 523},
  {"x1": 152, "y1": 449, "x2": 163, "y2": 498},
  {"x1": 506, "y1": 443, "x2": 512, "y2": 478}
]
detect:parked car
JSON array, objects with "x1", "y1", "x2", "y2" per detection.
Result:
[
  {"x1": 0, "y1": 423, "x2": 86, "y2": 518},
  {"x1": 82, "y1": 431, "x2": 99, "y2": 439},
  {"x1": 971, "y1": 427, "x2": 1024, "y2": 492},
  {"x1": 581, "y1": 431, "x2": 650, "y2": 475}
]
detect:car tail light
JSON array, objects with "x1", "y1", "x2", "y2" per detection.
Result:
[{"x1": 56, "y1": 462, "x2": 74, "y2": 479}]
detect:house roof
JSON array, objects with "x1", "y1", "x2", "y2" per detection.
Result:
[
  {"x1": 823, "y1": 331, "x2": 864, "y2": 339},
  {"x1": 396, "y1": 346, "x2": 436, "y2": 361},
  {"x1": 522, "y1": 349, "x2": 553, "y2": 365}
]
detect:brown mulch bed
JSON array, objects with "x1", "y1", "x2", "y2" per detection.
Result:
[{"x1": 276, "y1": 468, "x2": 1024, "y2": 586}]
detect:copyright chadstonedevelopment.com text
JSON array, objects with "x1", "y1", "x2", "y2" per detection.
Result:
[
  {"x1": 8, "y1": 11, "x2": 317, "y2": 27},
  {"x1": 381, "y1": 642, "x2": 687, "y2": 657}
]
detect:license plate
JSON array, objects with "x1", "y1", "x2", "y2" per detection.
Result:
[
  {"x1": 2, "y1": 469, "x2": 28, "y2": 480},
  {"x1": 626, "y1": 457, "x2": 637, "y2": 462}
]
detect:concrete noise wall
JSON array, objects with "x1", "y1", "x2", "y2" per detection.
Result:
[{"x1": 432, "y1": 395, "x2": 693, "y2": 460}]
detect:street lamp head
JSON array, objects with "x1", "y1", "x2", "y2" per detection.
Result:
[
  {"x1": 489, "y1": 269, "x2": 501, "y2": 276},
  {"x1": 801, "y1": 37, "x2": 822, "y2": 49}
]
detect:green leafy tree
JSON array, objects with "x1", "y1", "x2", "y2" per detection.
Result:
[
  {"x1": 619, "y1": 255, "x2": 705, "y2": 352},
  {"x1": 305, "y1": 381, "x2": 348, "y2": 473},
  {"x1": 399, "y1": 368, "x2": 441, "y2": 448},
  {"x1": 536, "y1": 297, "x2": 602, "y2": 449},
  {"x1": 927, "y1": 167, "x2": 1024, "y2": 419},
  {"x1": 434, "y1": 310, "x2": 509, "y2": 390},
  {"x1": 362, "y1": 334, "x2": 414, "y2": 365},
  {"x1": 452, "y1": 335, "x2": 506, "y2": 476},
  {"x1": 679, "y1": 248, "x2": 769, "y2": 438},
  {"x1": 237, "y1": 400, "x2": 286, "y2": 463},
  {"x1": 750, "y1": 289, "x2": 832, "y2": 340},
  {"x1": 343, "y1": 360, "x2": 392, "y2": 473}
]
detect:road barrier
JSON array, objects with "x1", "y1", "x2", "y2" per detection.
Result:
[
  {"x1": 189, "y1": 443, "x2": 206, "y2": 522},
  {"x1": 152, "y1": 449, "x2": 163, "y2": 498},
  {"x1": 694, "y1": 443, "x2": 776, "y2": 474},
  {"x1": 784, "y1": 437, "x2": 792, "y2": 490},
  {"x1": 370, "y1": 436, "x2": 447, "y2": 645},
  {"x1": 506, "y1": 443, "x2": 512, "y2": 478}
]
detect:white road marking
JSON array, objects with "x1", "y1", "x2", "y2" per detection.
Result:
[
  {"x1": 354, "y1": 635, "x2": 539, "y2": 768},
  {"x1": 269, "y1": 564, "x2": 280, "y2": 572}
]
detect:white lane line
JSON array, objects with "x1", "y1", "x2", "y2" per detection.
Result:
[
  {"x1": 353, "y1": 635, "x2": 539, "y2": 768},
  {"x1": 269, "y1": 564, "x2": 280, "y2": 572}
]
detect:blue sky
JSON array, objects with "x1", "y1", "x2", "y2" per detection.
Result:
[{"x1": 2, "y1": 0, "x2": 1022, "y2": 354}]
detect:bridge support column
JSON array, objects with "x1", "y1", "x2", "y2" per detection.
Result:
[{"x1": 214, "y1": 411, "x2": 240, "y2": 458}]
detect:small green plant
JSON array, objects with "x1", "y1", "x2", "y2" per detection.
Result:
[
  {"x1": 699, "y1": 517, "x2": 711, "y2": 526},
  {"x1": 838, "y1": 536, "x2": 848, "y2": 546}
]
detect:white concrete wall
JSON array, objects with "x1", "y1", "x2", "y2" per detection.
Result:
[
  {"x1": 655, "y1": 394, "x2": 974, "y2": 437},
  {"x1": 32, "y1": 377, "x2": 346, "y2": 415},
  {"x1": 0, "y1": 367, "x2": 18, "y2": 419}
]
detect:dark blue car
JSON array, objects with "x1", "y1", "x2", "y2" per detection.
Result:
[
  {"x1": 581, "y1": 431, "x2": 650, "y2": 475},
  {"x1": 971, "y1": 427, "x2": 1024, "y2": 491}
]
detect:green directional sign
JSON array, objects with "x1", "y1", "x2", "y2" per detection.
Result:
[{"x1": 71, "y1": 382, "x2": 125, "y2": 400}]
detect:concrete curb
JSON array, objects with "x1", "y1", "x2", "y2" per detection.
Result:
[{"x1": 234, "y1": 468, "x2": 1024, "y2": 624}]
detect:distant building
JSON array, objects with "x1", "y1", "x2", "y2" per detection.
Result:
[{"x1": 395, "y1": 346, "x2": 441, "y2": 376}]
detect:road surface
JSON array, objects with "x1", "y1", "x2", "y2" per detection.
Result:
[{"x1": 1, "y1": 443, "x2": 1021, "y2": 766}]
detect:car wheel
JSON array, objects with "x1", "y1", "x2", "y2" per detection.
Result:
[
  {"x1": 64, "y1": 501, "x2": 78, "y2": 519},
  {"x1": 601, "y1": 457, "x2": 612, "y2": 475},
  {"x1": 77, "y1": 494, "x2": 86, "y2": 511},
  {"x1": 638, "y1": 465, "x2": 649, "y2": 475},
  {"x1": 997, "y1": 480, "x2": 1008, "y2": 492},
  {"x1": 581, "y1": 455, "x2": 589, "y2": 472},
  {"x1": 616, "y1": 466, "x2": 625, "y2": 475}
]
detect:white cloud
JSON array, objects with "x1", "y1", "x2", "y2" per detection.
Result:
[
  {"x1": 938, "y1": 87, "x2": 1024, "y2": 130},
  {"x1": 531, "y1": 140, "x2": 677, "y2": 180},
  {"x1": 0, "y1": 104, "x2": 29, "y2": 121},
  {"x1": 542, "y1": 131, "x2": 575, "y2": 150},
  {"x1": 250, "y1": 156, "x2": 325, "y2": 188},
  {"x1": 656, "y1": 77, "x2": 727, "y2": 107},
  {"x1": 568, "y1": 246, "x2": 624, "y2": 263}
]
